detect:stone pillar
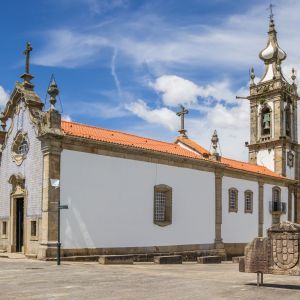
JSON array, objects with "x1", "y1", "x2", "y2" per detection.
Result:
[
  {"x1": 288, "y1": 186, "x2": 293, "y2": 221},
  {"x1": 295, "y1": 186, "x2": 300, "y2": 224},
  {"x1": 250, "y1": 102, "x2": 258, "y2": 145},
  {"x1": 274, "y1": 146, "x2": 286, "y2": 177},
  {"x1": 258, "y1": 180, "x2": 264, "y2": 237},
  {"x1": 37, "y1": 136, "x2": 62, "y2": 259},
  {"x1": 214, "y1": 170, "x2": 223, "y2": 248}
]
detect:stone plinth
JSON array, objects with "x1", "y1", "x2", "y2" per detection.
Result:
[
  {"x1": 197, "y1": 256, "x2": 221, "y2": 264},
  {"x1": 99, "y1": 255, "x2": 133, "y2": 265},
  {"x1": 153, "y1": 255, "x2": 182, "y2": 264}
]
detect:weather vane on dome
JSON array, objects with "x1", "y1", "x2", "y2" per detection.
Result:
[{"x1": 268, "y1": 3, "x2": 275, "y2": 20}]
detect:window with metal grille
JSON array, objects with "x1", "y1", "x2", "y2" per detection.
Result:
[
  {"x1": 31, "y1": 220, "x2": 37, "y2": 237},
  {"x1": 2, "y1": 221, "x2": 7, "y2": 236},
  {"x1": 244, "y1": 190, "x2": 253, "y2": 213},
  {"x1": 228, "y1": 188, "x2": 238, "y2": 212},
  {"x1": 153, "y1": 185, "x2": 172, "y2": 226},
  {"x1": 272, "y1": 187, "x2": 281, "y2": 212},
  {"x1": 154, "y1": 192, "x2": 166, "y2": 222}
]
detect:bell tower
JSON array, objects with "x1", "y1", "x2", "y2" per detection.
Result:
[{"x1": 247, "y1": 15, "x2": 299, "y2": 179}]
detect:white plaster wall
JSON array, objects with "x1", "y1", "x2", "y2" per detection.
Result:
[
  {"x1": 222, "y1": 177, "x2": 258, "y2": 243},
  {"x1": 263, "y1": 184, "x2": 288, "y2": 235},
  {"x1": 60, "y1": 150, "x2": 215, "y2": 249},
  {"x1": 257, "y1": 149, "x2": 275, "y2": 171},
  {"x1": 0, "y1": 102, "x2": 43, "y2": 217}
]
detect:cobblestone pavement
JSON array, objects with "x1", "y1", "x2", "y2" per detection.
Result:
[{"x1": 0, "y1": 257, "x2": 300, "y2": 299}]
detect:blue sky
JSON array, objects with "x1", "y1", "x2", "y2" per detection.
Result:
[{"x1": 0, "y1": 0, "x2": 299, "y2": 161}]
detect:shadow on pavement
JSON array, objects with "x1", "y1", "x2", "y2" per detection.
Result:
[{"x1": 246, "y1": 283, "x2": 300, "y2": 291}]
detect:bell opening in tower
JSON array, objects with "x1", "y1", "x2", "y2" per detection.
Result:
[{"x1": 261, "y1": 106, "x2": 271, "y2": 136}]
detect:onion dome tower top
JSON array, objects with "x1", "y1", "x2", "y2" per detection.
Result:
[{"x1": 258, "y1": 5, "x2": 287, "y2": 83}]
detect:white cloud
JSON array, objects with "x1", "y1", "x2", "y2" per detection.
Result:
[
  {"x1": 33, "y1": 30, "x2": 109, "y2": 68},
  {"x1": 111, "y1": 49, "x2": 122, "y2": 98},
  {"x1": 62, "y1": 114, "x2": 72, "y2": 122},
  {"x1": 0, "y1": 86, "x2": 9, "y2": 107},
  {"x1": 151, "y1": 75, "x2": 200, "y2": 107},
  {"x1": 151, "y1": 75, "x2": 241, "y2": 108},
  {"x1": 125, "y1": 99, "x2": 178, "y2": 131}
]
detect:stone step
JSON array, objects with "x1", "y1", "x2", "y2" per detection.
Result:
[
  {"x1": 99, "y1": 255, "x2": 134, "y2": 265},
  {"x1": 154, "y1": 255, "x2": 182, "y2": 264},
  {"x1": 197, "y1": 256, "x2": 222, "y2": 264}
]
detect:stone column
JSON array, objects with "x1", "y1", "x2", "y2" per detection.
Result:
[
  {"x1": 37, "y1": 136, "x2": 62, "y2": 259},
  {"x1": 214, "y1": 170, "x2": 223, "y2": 248},
  {"x1": 295, "y1": 186, "x2": 300, "y2": 224},
  {"x1": 258, "y1": 180, "x2": 264, "y2": 237},
  {"x1": 288, "y1": 186, "x2": 293, "y2": 221}
]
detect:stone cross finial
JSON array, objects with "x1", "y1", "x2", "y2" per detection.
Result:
[
  {"x1": 47, "y1": 78, "x2": 59, "y2": 110},
  {"x1": 176, "y1": 105, "x2": 188, "y2": 137},
  {"x1": 24, "y1": 42, "x2": 33, "y2": 75},
  {"x1": 21, "y1": 42, "x2": 34, "y2": 88}
]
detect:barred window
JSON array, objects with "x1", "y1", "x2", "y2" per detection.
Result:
[
  {"x1": 272, "y1": 186, "x2": 281, "y2": 212},
  {"x1": 228, "y1": 188, "x2": 238, "y2": 212},
  {"x1": 2, "y1": 221, "x2": 7, "y2": 236},
  {"x1": 31, "y1": 221, "x2": 37, "y2": 237},
  {"x1": 154, "y1": 192, "x2": 166, "y2": 222},
  {"x1": 244, "y1": 190, "x2": 253, "y2": 213},
  {"x1": 154, "y1": 184, "x2": 172, "y2": 226}
]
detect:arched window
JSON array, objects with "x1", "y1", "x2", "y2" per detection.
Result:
[
  {"x1": 228, "y1": 188, "x2": 238, "y2": 212},
  {"x1": 154, "y1": 184, "x2": 172, "y2": 226},
  {"x1": 261, "y1": 105, "x2": 271, "y2": 136},
  {"x1": 244, "y1": 190, "x2": 253, "y2": 213},
  {"x1": 285, "y1": 105, "x2": 291, "y2": 137},
  {"x1": 272, "y1": 186, "x2": 281, "y2": 212}
]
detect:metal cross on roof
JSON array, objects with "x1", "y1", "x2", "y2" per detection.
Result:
[
  {"x1": 23, "y1": 42, "x2": 33, "y2": 75},
  {"x1": 176, "y1": 105, "x2": 188, "y2": 137}
]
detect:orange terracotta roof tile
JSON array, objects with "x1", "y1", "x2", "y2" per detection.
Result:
[
  {"x1": 61, "y1": 121, "x2": 201, "y2": 160},
  {"x1": 221, "y1": 157, "x2": 283, "y2": 178}
]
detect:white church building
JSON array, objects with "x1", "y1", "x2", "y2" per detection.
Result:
[{"x1": 0, "y1": 16, "x2": 299, "y2": 259}]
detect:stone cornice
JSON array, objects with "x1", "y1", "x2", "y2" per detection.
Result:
[
  {"x1": 249, "y1": 78, "x2": 297, "y2": 99},
  {"x1": 248, "y1": 139, "x2": 299, "y2": 150}
]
